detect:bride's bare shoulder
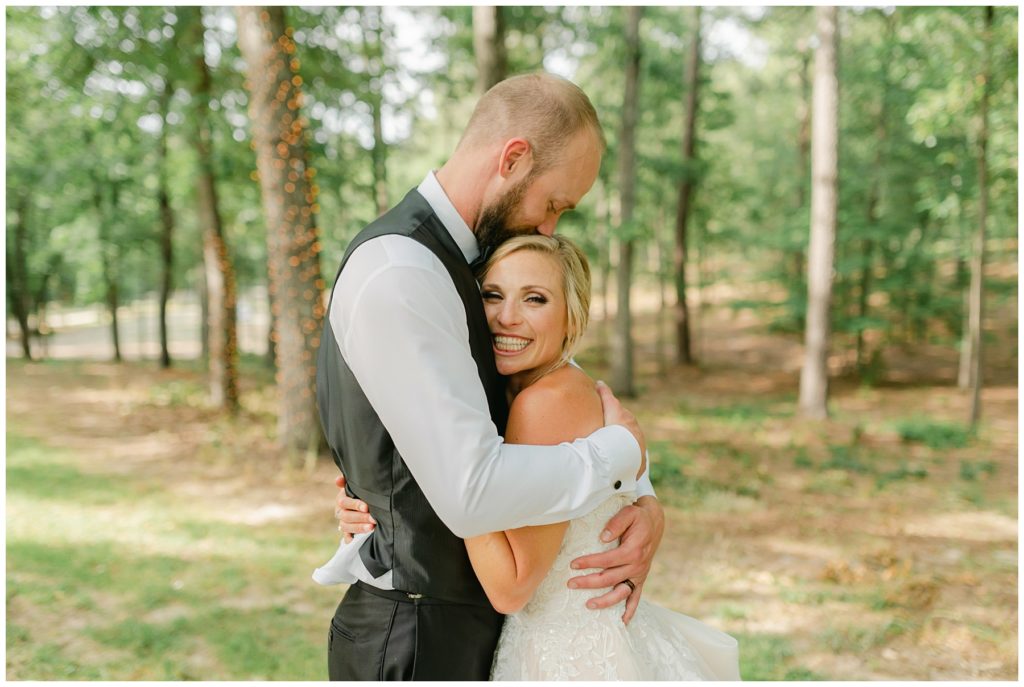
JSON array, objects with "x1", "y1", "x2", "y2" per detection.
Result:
[{"x1": 506, "y1": 365, "x2": 602, "y2": 445}]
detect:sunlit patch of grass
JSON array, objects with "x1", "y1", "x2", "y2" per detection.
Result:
[
  {"x1": 17, "y1": 641, "x2": 108, "y2": 680},
  {"x1": 6, "y1": 430, "x2": 333, "y2": 680}
]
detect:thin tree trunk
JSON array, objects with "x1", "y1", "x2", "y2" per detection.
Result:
[
  {"x1": 957, "y1": 211, "x2": 971, "y2": 387},
  {"x1": 8, "y1": 194, "x2": 34, "y2": 360},
  {"x1": 967, "y1": 6, "x2": 993, "y2": 426},
  {"x1": 473, "y1": 6, "x2": 507, "y2": 95},
  {"x1": 798, "y1": 5, "x2": 839, "y2": 419},
  {"x1": 857, "y1": 14, "x2": 893, "y2": 372},
  {"x1": 157, "y1": 78, "x2": 175, "y2": 369},
  {"x1": 595, "y1": 179, "x2": 611, "y2": 351},
  {"x1": 198, "y1": 269, "x2": 210, "y2": 361},
  {"x1": 237, "y1": 6, "x2": 326, "y2": 453},
  {"x1": 793, "y1": 37, "x2": 812, "y2": 295},
  {"x1": 266, "y1": 299, "x2": 277, "y2": 369},
  {"x1": 182, "y1": 6, "x2": 240, "y2": 412},
  {"x1": 99, "y1": 184, "x2": 122, "y2": 363},
  {"x1": 611, "y1": 6, "x2": 642, "y2": 397},
  {"x1": 654, "y1": 206, "x2": 668, "y2": 376},
  {"x1": 674, "y1": 6, "x2": 700, "y2": 366}
]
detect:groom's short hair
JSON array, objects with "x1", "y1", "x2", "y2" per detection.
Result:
[{"x1": 457, "y1": 72, "x2": 606, "y2": 175}]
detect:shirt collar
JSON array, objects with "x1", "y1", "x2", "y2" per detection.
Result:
[{"x1": 417, "y1": 171, "x2": 479, "y2": 265}]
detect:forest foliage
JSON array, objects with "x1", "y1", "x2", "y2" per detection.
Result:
[{"x1": 5, "y1": 5, "x2": 1018, "y2": 382}]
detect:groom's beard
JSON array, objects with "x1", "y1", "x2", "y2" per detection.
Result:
[{"x1": 474, "y1": 176, "x2": 536, "y2": 255}]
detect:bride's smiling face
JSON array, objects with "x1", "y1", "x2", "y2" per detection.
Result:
[{"x1": 481, "y1": 250, "x2": 568, "y2": 381}]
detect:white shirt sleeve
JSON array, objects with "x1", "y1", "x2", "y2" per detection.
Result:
[
  {"x1": 332, "y1": 235, "x2": 641, "y2": 539},
  {"x1": 635, "y1": 458, "x2": 656, "y2": 499}
]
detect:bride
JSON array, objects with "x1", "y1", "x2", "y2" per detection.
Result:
[{"x1": 331, "y1": 234, "x2": 740, "y2": 680}]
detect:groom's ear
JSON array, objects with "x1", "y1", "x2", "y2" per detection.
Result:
[{"x1": 497, "y1": 138, "x2": 532, "y2": 179}]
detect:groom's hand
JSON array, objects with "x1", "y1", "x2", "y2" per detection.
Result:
[
  {"x1": 566, "y1": 495, "x2": 665, "y2": 625},
  {"x1": 595, "y1": 381, "x2": 646, "y2": 477},
  {"x1": 334, "y1": 474, "x2": 375, "y2": 543}
]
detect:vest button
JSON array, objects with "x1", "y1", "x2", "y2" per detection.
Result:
[{"x1": 614, "y1": 480, "x2": 622, "y2": 490}]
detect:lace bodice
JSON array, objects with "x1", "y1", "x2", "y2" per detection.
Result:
[{"x1": 490, "y1": 493, "x2": 719, "y2": 680}]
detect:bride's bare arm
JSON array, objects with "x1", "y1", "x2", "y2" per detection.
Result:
[{"x1": 465, "y1": 370, "x2": 603, "y2": 614}]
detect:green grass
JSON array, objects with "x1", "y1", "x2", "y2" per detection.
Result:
[
  {"x1": 735, "y1": 632, "x2": 828, "y2": 681},
  {"x1": 6, "y1": 430, "x2": 333, "y2": 680},
  {"x1": 959, "y1": 460, "x2": 997, "y2": 481},
  {"x1": 894, "y1": 417, "x2": 973, "y2": 449},
  {"x1": 679, "y1": 399, "x2": 794, "y2": 426},
  {"x1": 819, "y1": 618, "x2": 915, "y2": 654}
]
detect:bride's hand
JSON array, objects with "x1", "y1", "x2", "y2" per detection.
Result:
[
  {"x1": 565, "y1": 495, "x2": 666, "y2": 625},
  {"x1": 334, "y1": 474, "x2": 376, "y2": 543}
]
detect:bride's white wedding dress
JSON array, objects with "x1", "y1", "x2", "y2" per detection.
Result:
[{"x1": 490, "y1": 493, "x2": 741, "y2": 681}]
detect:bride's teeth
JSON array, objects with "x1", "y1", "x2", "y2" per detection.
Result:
[{"x1": 494, "y1": 336, "x2": 529, "y2": 352}]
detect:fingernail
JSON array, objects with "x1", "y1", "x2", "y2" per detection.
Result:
[
  {"x1": 369, "y1": 516, "x2": 377, "y2": 524},
  {"x1": 361, "y1": 504, "x2": 368, "y2": 512},
  {"x1": 567, "y1": 580, "x2": 577, "y2": 589},
  {"x1": 587, "y1": 601, "x2": 597, "y2": 609},
  {"x1": 600, "y1": 530, "x2": 613, "y2": 542}
]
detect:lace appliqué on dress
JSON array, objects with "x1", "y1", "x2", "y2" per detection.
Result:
[{"x1": 491, "y1": 494, "x2": 738, "y2": 681}]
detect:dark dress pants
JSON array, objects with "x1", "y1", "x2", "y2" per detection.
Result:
[{"x1": 328, "y1": 581, "x2": 505, "y2": 681}]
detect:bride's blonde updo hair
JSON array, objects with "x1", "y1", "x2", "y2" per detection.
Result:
[{"x1": 481, "y1": 234, "x2": 592, "y2": 381}]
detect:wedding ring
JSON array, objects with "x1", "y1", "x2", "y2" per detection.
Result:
[{"x1": 621, "y1": 579, "x2": 636, "y2": 593}]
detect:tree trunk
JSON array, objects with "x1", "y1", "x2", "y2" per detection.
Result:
[
  {"x1": 654, "y1": 206, "x2": 669, "y2": 376},
  {"x1": 265, "y1": 298, "x2": 277, "y2": 369},
  {"x1": 362, "y1": 7, "x2": 389, "y2": 216},
  {"x1": 237, "y1": 6, "x2": 326, "y2": 453},
  {"x1": 473, "y1": 6, "x2": 507, "y2": 95},
  {"x1": 674, "y1": 6, "x2": 701, "y2": 366},
  {"x1": 98, "y1": 183, "x2": 122, "y2": 363},
  {"x1": 157, "y1": 78, "x2": 175, "y2": 369},
  {"x1": 595, "y1": 179, "x2": 611, "y2": 351},
  {"x1": 610, "y1": 6, "x2": 642, "y2": 397},
  {"x1": 798, "y1": 5, "x2": 839, "y2": 419},
  {"x1": 793, "y1": 38, "x2": 812, "y2": 291},
  {"x1": 8, "y1": 194, "x2": 34, "y2": 360},
  {"x1": 198, "y1": 269, "x2": 210, "y2": 361},
  {"x1": 966, "y1": 6, "x2": 993, "y2": 426},
  {"x1": 182, "y1": 6, "x2": 240, "y2": 412},
  {"x1": 957, "y1": 213, "x2": 970, "y2": 387},
  {"x1": 857, "y1": 14, "x2": 893, "y2": 372}
]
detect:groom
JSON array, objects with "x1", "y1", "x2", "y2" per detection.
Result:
[{"x1": 316, "y1": 73, "x2": 665, "y2": 680}]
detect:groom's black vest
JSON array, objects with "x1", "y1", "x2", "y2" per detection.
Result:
[{"x1": 316, "y1": 188, "x2": 509, "y2": 607}]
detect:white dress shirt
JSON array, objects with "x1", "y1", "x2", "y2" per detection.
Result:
[{"x1": 314, "y1": 171, "x2": 655, "y2": 589}]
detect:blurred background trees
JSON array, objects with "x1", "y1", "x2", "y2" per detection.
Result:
[{"x1": 6, "y1": 5, "x2": 1018, "y2": 438}]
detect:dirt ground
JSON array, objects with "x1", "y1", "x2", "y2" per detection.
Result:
[{"x1": 6, "y1": 293, "x2": 1018, "y2": 680}]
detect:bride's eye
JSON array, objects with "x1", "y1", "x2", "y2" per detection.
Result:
[
  {"x1": 482, "y1": 291, "x2": 502, "y2": 302},
  {"x1": 526, "y1": 294, "x2": 548, "y2": 305}
]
